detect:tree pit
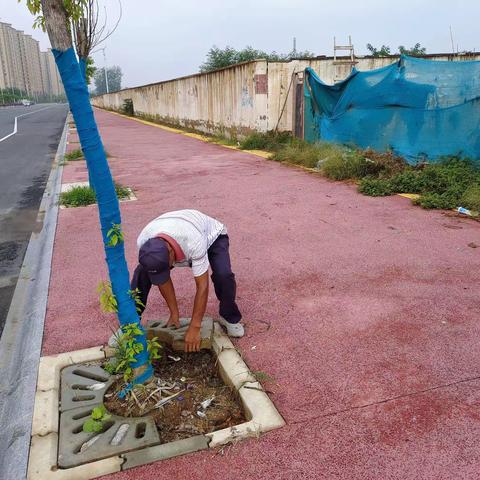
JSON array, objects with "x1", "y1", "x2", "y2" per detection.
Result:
[{"x1": 104, "y1": 344, "x2": 245, "y2": 444}]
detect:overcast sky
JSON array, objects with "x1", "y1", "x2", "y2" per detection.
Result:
[{"x1": 3, "y1": 0, "x2": 480, "y2": 88}]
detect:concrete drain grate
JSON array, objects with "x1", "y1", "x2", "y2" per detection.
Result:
[
  {"x1": 58, "y1": 406, "x2": 159, "y2": 468},
  {"x1": 58, "y1": 365, "x2": 160, "y2": 468},
  {"x1": 60, "y1": 364, "x2": 115, "y2": 412}
]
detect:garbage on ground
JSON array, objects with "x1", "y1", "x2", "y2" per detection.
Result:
[
  {"x1": 200, "y1": 396, "x2": 215, "y2": 410},
  {"x1": 86, "y1": 383, "x2": 106, "y2": 391},
  {"x1": 457, "y1": 207, "x2": 473, "y2": 216}
]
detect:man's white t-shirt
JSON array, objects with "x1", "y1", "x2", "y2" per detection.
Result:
[{"x1": 137, "y1": 210, "x2": 227, "y2": 277}]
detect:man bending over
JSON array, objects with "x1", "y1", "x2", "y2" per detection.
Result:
[{"x1": 130, "y1": 209, "x2": 243, "y2": 352}]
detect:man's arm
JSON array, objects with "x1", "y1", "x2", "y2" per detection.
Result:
[
  {"x1": 184, "y1": 271, "x2": 209, "y2": 352},
  {"x1": 157, "y1": 278, "x2": 180, "y2": 327}
]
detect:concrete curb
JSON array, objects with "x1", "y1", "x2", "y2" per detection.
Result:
[{"x1": 0, "y1": 117, "x2": 68, "y2": 480}]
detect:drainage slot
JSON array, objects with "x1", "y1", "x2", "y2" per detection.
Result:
[
  {"x1": 135, "y1": 422, "x2": 146, "y2": 439},
  {"x1": 72, "y1": 394, "x2": 95, "y2": 402},
  {"x1": 149, "y1": 322, "x2": 161, "y2": 328},
  {"x1": 71, "y1": 384, "x2": 90, "y2": 390},
  {"x1": 71, "y1": 409, "x2": 93, "y2": 420},
  {"x1": 72, "y1": 369, "x2": 109, "y2": 382},
  {"x1": 72, "y1": 425, "x2": 84, "y2": 434}
]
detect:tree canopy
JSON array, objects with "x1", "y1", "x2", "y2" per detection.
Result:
[
  {"x1": 94, "y1": 65, "x2": 122, "y2": 94},
  {"x1": 200, "y1": 45, "x2": 316, "y2": 72},
  {"x1": 366, "y1": 43, "x2": 427, "y2": 57}
]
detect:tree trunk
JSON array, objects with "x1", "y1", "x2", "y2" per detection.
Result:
[{"x1": 41, "y1": 0, "x2": 152, "y2": 391}]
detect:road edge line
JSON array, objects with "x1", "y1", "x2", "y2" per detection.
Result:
[{"x1": 0, "y1": 116, "x2": 68, "y2": 480}]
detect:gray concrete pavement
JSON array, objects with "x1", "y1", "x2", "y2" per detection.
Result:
[{"x1": 0, "y1": 103, "x2": 68, "y2": 337}]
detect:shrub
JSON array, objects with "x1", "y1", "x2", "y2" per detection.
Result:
[
  {"x1": 414, "y1": 192, "x2": 457, "y2": 209},
  {"x1": 321, "y1": 149, "x2": 374, "y2": 180},
  {"x1": 60, "y1": 183, "x2": 130, "y2": 207},
  {"x1": 460, "y1": 184, "x2": 480, "y2": 211},
  {"x1": 358, "y1": 177, "x2": 393, "y2": 196},
  {"x1": 362, "y1": 149, "x2": 406, "y2": 177}
]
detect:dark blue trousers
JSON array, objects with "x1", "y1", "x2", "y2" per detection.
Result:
[{"x1": 131, "y1": 234, "x2": 242, "y2": 324}]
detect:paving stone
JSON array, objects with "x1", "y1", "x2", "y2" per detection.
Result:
[
  {"x1": 146, "y1": 317, "x2": 213, "y2": 351},
  {"x1": 122, "y1": 435, "x2": 209, "y2": 470},
  {"x1": 60, "y1": 364, "x2": 115, "y2": 412},
  {"x1": 58, "y1": 406, "x2": 159, "y2": 468}
]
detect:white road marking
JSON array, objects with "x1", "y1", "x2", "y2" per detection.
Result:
[{"x1": 0, "y1": 106, "x2": 54, "y2": 143}]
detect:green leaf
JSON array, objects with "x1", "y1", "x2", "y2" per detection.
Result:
[
  {"x1": 91, "y1": 406, "x2": 103, "y2": 420},
  {"x1": 83, "y1": 419, "x2": 100, "y2": 433}
]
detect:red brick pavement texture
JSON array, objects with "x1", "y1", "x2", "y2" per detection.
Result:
[{"x1": 44, "y1": 109, "x2": 480, "y2": 479}]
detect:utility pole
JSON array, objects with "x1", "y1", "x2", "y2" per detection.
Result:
[
  {"x1": 293, "y1": 37, "x2": 297, "y2": 56},
  {"x1": 101, "y1": 47, "x2": 109, "y2": 94}
]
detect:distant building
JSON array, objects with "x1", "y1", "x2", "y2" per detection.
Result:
[{"x1": 0, "y1": 22, "x2": 64, "y2": 98}]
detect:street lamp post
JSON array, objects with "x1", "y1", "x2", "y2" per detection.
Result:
[{"x1": 101, "y1": 47, "x2": 109, "y2": 94}]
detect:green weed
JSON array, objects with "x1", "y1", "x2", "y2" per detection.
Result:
[
  {"x1": 358, "y1": 158, "x2": 480, "y2": 209},
  {"x1": 64, "y1": 148, "x2": 83, "y2": 161},
  {"x1": 460, "y1": 184, "x2": 480, "y2": 211},
  {"x1": 239, "y1": 131, "x2": 293, "y2": 151},
  {"x1": 82, "y1": 405, "x2": 112, "y2": 433}
]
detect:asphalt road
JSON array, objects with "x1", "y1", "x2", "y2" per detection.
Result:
[{"x1": 0, "y1": 103, "x2": 68, "y2": 337}]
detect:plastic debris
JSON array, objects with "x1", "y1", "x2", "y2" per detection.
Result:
[
  {"x1": 251, "y1": 345, "x2": 257, "y2": 350},
  {"x1": 457, "y1": 207, "x2": 473, "y2": 216},
  {"x1": 200, "y1": 396, "x2": 215, "y2": 410},
  {"x1": 86, "y1": 383, "x2": 106, "y2": 391},
  {"x1": 168, "y1": 355, "x2": 181, "y2": 362},
  {"x1": 196, "y1": 410, "x2": 207, "y2": 418},
  {"x1": 110, "y1": 424, "x2": 129, "y2": 446},
  {"x1": 180, "y1": 376, "x2": 186, "y2": 382}
]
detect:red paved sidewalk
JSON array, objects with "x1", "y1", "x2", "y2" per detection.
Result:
[{"x1": 45, "y1": 109, "x2": 480, "y2": 479}]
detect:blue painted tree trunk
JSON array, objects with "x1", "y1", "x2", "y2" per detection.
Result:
[
  {"x1": 54, "y1": 47, "x2": 152, "y2": 389},
  {"x1": 78, "y1": 56, "x2": 95, "y2": 190}
]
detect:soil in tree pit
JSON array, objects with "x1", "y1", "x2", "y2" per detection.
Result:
[{"x1": 104, "y1": 345, "x2": 245, "y2": 443}]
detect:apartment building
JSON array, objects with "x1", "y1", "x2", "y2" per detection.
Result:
[{"x1": 0, "y1": 21, "x2": 64, "y2": 98}]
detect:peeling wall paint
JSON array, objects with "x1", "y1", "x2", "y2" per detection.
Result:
[{"x1": 92, "y1": 53, "x2": 480, "y2": 138}]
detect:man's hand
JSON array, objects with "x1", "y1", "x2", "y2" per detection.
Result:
[
  {"x1": 184, "y1": 324, "x2": 201, "y2": 352},
  {"x1": 166, "y1": 312, "x2": 180, "y2": 329}
]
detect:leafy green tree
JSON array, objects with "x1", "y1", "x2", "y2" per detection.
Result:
[
  {"x1": 25, "y1": 0, "x2": 152, "y2": 392},
  {"x1": 200, "y1": 45, "x2": 316, "y2": 72},
  {"x1": 398, "y1": 43, "x2": 427, "y2": 56},
  {"x1": 85, "y1": 56, "x2": 95, "y2": 85},
  {"x1": 94, "y1": 65, "x2": 123, "y2": 94},
  {"x1": 366, "y1": 43, "x2": 391, "y2": 57}
]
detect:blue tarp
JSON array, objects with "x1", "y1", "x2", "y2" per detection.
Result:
[{"x1": 304, "y1": 56, "x2": 480, "y2": 164}]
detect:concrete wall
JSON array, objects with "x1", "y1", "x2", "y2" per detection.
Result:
[
  {"x1": 93, "y1": 60, "x2": 269, "y2": 137},
  {"x1": 92, "y1": 53, "x2": 480, "y2": 138}
]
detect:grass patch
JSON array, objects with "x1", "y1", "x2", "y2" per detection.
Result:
[
  {"x1": 239, "y1": 131, "x2": 293, "y2": 151},
  {"x1": 60, "y1": 183, "x2": 131, "y2": 207},
  {"x1": 64, "y1": 148, "x2": 83, "y2": 161}
]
